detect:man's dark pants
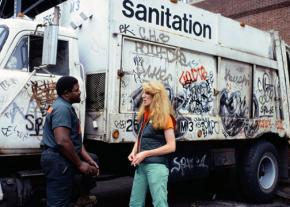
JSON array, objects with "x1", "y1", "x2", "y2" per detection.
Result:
[{"x1": 41, "y1": 149, "x2": 98, "y2": 207}]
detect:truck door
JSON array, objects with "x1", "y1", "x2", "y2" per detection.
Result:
[{"x1": 0, "y1": 34, "x2": 70, "y2": 154}]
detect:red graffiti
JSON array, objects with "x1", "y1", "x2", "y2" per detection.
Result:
[{"x1": 179, "y1": 65, "x2": 208, "y2": 86}]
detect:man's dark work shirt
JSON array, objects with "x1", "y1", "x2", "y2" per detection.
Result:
[{"x1": 41, "y1": 97, "x2": 82, "y2": 153}]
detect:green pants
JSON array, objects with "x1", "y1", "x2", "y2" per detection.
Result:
[{"x1": 129, "y1": 163, "x2": 169, "y2": 207}]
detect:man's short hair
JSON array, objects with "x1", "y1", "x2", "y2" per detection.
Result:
[{"x1": 56, "y1": 76, "x2": 78, "y2": 96}]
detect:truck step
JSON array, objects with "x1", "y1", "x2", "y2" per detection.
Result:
[
  {"x1": 16, "y1": 171, "x2": 117, "y2": 180},
  {"x1": 276, "y1": 174, "x2": 290, "y2": 200},
  {"x1": 16, "y1": 170, "x2": 44, "y2": 178},
  {"x1": 276, "y1": 186, "x2": 290, "y2": 200},
  {"x1": 279, "y1": 178, "x2": 290, "y2": 185},
  {"x1": 95, "y1": 174, "x2": 116, "y2": 181}
]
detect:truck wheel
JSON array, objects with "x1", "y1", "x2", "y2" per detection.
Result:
[{"x1": 239, "y1": 141, "x2": 278, "y2": 203}]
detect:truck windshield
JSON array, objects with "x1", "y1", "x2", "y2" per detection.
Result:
[{"x1": 0, "y1": 26, "x2": 8, "y2": 52}]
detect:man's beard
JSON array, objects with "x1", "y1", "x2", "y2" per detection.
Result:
[{"x1": 73, "y1": 96, "x2": 81, "y2": 103}]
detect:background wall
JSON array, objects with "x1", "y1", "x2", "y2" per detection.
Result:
[{"x1": 193, "y1": 0, "x2": 290, "y2": 44}]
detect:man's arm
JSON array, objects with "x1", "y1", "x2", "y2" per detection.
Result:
[
  {"x1": 54, "y1": 127, "x2": 97, "y2": 175},
  {"x1": 80, "y1": 146, "x2": 99, "y2": 175}
]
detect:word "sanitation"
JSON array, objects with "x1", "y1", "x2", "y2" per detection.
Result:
[{"x1": 122, "y1": 0, "x2": 212, "y2": 40}]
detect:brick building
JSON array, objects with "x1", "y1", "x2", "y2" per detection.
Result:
[{"x1": 192, "y1": 0, "x2": 290, "y2": 44}]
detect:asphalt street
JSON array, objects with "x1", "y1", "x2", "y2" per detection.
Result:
[{"x1": 91, "y1": 176, "x2": 290, "y2": 207}]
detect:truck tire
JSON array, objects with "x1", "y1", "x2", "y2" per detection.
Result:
[{"x1": 239, "y1": 141, "x2": 278, "y2": 203}]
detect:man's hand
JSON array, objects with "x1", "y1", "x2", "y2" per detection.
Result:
[
  {"x1": 78, "y1": 161, "x2": 98, "y2": 176},
  {"x1": 79, "y1": 146, "x2": 100, "y2": 176},
  {"x1": 88, "y1": 160, "x2": 100, "y2": 176}
]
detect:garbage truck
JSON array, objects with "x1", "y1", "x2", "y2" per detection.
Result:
[{"x1": 0, "y1": 0, "x2": 289, "y2": 205}]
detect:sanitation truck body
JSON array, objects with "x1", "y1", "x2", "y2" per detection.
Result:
[{"x1": 0, "y1": 0, "x2": 290, "y2": 205}]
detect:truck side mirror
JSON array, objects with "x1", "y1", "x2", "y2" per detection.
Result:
[{"x1": 42, "y1": 7, "x2": 59, "y2": 65}]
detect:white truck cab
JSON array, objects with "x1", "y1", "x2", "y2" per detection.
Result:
[{"x1": 0, "y1": 18, "x2": 85, "y2": 155}]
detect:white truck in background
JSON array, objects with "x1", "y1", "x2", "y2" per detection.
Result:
[{"x1": 0, "y1": 0, "x2": 289, "y2": 205}]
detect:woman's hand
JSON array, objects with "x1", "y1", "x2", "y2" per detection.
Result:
[
  {"x1": 128, "y1": 151, "x2": 136, "y2": 162},
  {"x1": 129, "y1": 128, "x2": 175, "y2": 166},
  {"x1": 131, "y1": 151, "x2": 147, "y2": 166}
]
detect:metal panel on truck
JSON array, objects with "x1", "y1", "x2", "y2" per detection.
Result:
[{"x1": 112, "y1": 37, "x2": 218, "y2": 143}]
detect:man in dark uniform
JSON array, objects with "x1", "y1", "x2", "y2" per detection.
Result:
[{"x1": 41, "y1": 76, "x2": 99, "y2": 207}]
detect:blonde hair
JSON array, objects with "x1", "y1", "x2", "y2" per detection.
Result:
[{"x1": 137, "y1": 81, "x2": 174, "y2": 129}]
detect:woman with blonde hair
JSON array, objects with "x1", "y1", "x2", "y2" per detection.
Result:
[{"x1": 128, "y1": 81, "x2": 176, "y2": 207}]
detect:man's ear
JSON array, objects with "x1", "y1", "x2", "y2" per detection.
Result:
[{"x1": 63, "y1": 90, "x2": 70, "y2": 96}]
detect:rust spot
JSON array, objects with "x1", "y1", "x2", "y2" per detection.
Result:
[
  {"x1": 276, "y1": 120, "x2": 284, "y2": 130},
  {"x1": 257, "y1": 119, "x2": 271, "y2": 128},
  {"x1": 197, "y1": 130, "x2": 203, "y2": 138},
  {"x1": 213, "y1": 88, "x2": 220, "y2": 96},
  {"x1": 117, "y1": 69, "x2": 125, "y2": 78}
]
